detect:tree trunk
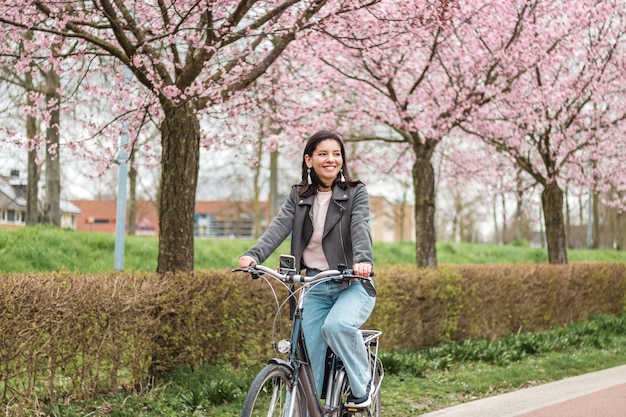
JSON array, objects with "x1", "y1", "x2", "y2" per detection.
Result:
[
  {"x1": 26, "y1": 148, "x2": 39, "y2": 225},
  {"x1": 578, "y1": 194, "x2": 584, "y2": 244},
  {"x1": 608, "y1": 205, "x2": 618, "y2": 250},
  {"x1": 25, "y1": 70, "x2": 39, "y2": 226},
  {"x1": 515, "y1": 173, "x2": 523, "y2": 242},
  {"x1": 492, "y1": 203, "x2": 498, "y2": 244},
  {"x1": 565, "y1": 187, "x2": 571, "y2": 248},
  {"x1": 23, "y1": 31, "x2": 40, "y2": 226},
  {"x1": 615, "y1": 209, "x2": 623, "y2": 251},
  {"x1": 269, "y1": 150, "x2": 279, "y2": 218},
  {"x1": 252, "y1": 136, "x2": 263, "y2": 239},
  {"x1": 501, "y1": 193, "x2": 508, "y2": 244},
  {"x1": 44, "y1": 69, "x2": 61, "y2": 227},
  {"x1": 412, "y1": 157, "x2": 437, "y2": 268},
  {"x1": 157, "y1": 104, "x2": 200, "y2": 274},
  {"x1": 515, "y1": 196, "x2": 523, "y2": 242},
  {"x1": 398, "y1": 190, "x2": 409, "y2": 241},
  {"x1": 541, "y1": 182, "x2": 568, "y2": 264},
  {"x1": 592, "y1": 191, "x2": 599, "y2": 249},
  {"x1": 539, "y1": 207, "x2": 546, "y2": 248},
  {"x1": 451, "y1": 212, "x2": 458, "y2": 242}
]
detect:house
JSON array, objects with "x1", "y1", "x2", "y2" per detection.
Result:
[
  {"x1": 72, "y1": 200, "x2": 159, "y2": 235},
  {"x1": 70, "y1": 196, "x2": 414, "y2": 242},
  {"x1": 1, "y1": 167, "x2": 415, "y2": 241},
  {"x1": 71, "y1": 199, "x2": 270, "y2": 238},
  {"x1": 0, "y1": 171, "x2": 81, "y2": 229},
  {"x1": 0, "y1": 172, "x2": 26, "y2": 228},
  {"x1": 194, "y1": 200, "x2": 270, "y2": 238},
  {"x1": 369, "y1": 196, "x2": 415, "y2": 242}
]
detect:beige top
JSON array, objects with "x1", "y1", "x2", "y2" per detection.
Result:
[{"x1": 302, "y1": 191, "x2": 332, "y2": 271}]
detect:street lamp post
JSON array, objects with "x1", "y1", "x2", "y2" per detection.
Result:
[{"x1": 114, "y1": 66, "x2": 132, "y2": 271}]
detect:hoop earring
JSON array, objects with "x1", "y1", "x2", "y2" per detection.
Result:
[
  {"x1": 340, "y1": 169, "x2": 346, "y2": 183},
  {"x1": 307, "y1": 168, "x2": 312, "y2": 185}
]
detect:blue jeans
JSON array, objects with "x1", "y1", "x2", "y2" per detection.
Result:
[{"x1": 301, "y1": 277, "x2": 376, "y2": 399}]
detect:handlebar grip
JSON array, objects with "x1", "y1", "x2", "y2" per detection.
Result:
[
  {"x1": 232, "y1": 267, "x2": 263, "y2": 279},
  {"x1": 334, "y1": 270, "x2": 376, "y2": 297},
  {"x1": 342, "y1": 269, "x2": 375, "y2": 278}
]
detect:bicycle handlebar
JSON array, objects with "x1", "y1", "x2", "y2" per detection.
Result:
[{"x1": 232, "y1": 263, "x2": 374, "y2": 284}]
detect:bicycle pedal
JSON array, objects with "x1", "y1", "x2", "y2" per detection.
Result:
[{"x1": 344, "y1": 407, "x2": 366, "y2": 415}]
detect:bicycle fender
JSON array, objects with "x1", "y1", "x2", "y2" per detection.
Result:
[{"x1": 268, "y1": 358, "x2": 293, "y2": 370}]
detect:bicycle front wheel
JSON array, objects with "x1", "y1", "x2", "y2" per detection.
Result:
[{"x1": 241, "y1": 363, "x2": 307, "y2": 417}]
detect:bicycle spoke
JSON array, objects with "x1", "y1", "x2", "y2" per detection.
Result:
[{"x1": 241, "y1": 364, "x2": 307, "y2": 417}]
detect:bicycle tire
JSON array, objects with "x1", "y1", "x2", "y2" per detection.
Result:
[
  {"x1": 369, "y1": 356, "x2": 383, "y2": 417},
  {"x1": 241, "y1": 363, "x2": 307, "y2": 417}
]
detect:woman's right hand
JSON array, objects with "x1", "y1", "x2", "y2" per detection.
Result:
[{"x1": 239, "y1": 255, "x2": 257, "y2": 268}]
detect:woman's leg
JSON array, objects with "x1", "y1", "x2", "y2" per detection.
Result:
[
  {"x1": 322, "y1": 281, "x2": 376, "y2": 399},
  {"x1": 301, "y1": 281, "x2": 335, "y2": 395}
]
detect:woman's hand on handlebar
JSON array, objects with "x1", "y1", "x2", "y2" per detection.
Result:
[
  {"x1": 353, "y1": 262, "x2": 372, "y2": 278},
  {"x1": 239, "y1": 255, "x2": 257, "y2": 269}
]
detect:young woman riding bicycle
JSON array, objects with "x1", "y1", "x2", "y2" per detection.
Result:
[{"x1": 238, "y1": 129, "x2": 376, "y2": 408}]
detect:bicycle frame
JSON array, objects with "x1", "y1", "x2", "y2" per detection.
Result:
[
  {"x1": 236, "y1": 263, "x2": 382, "y2": 417},
  {"x1": 281, "y1": 281, "x2": 341, "y2": 417}
]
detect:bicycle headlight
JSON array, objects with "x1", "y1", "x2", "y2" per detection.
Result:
[{"x1": 276, "y1": 339, "x2": 291, "y2": 354}]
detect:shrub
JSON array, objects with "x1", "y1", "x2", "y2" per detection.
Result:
[{"x1": 0, "y1": 262, "x2": 624, "y2": 407}]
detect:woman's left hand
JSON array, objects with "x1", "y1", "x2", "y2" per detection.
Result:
[{"x1": 353, "y1": 262, "x2": 372, "y2": 278}]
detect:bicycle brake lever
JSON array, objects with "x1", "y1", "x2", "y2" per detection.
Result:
[{"x1": 250, "y1": 271, "x2": 264, "y2": 279}]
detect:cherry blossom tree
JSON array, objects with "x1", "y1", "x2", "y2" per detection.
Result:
[
  {"x1": 2, "y1": 37, "x2": 75, "y2": 227},
  {"x1": 457, "y1": 0, "x2": 626, "y2": 263},
  {"x1": 264, "y1": 0, "x2": 493, "y2": 268},
  {"x1": 269, "y1": 0, "x2": 626, "y2": 267},
  {"x1": 0, "y1": 0, "x2": 396, "y2": 273},
  {"x1": 0, "y1": 50, "x2": 41, "y2": 225}
]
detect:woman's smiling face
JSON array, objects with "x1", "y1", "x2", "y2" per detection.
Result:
[{"x1": 305, "y1": 139, "x2": 343, "y2": 189}]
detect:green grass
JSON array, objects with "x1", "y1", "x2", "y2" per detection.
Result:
[
  {"x1": 382, "y1": 344, "x2": 626, "y2": 415},
  {"x1": 1, "y1": 226, "x2": 624, "y2": 273}
]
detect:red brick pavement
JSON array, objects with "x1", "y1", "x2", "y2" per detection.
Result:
[
  {"x1": 516, "y1": 383, "x2": 626, "y2": 417},
  {"x1": 420, "y1": 365, "x2": 626, "y2": 417}
]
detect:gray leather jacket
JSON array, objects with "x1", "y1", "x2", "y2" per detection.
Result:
[{"x1": 244, "y1": 182, "x2": 373, "y2": 271}]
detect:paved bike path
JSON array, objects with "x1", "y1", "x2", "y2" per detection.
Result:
[{"x1": 420, "y1": 364, "x2": 626, "y2": 417}]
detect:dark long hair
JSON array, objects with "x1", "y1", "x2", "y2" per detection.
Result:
[{"x1": 299, "y1": 130, "x2": 360, "y2": 198}]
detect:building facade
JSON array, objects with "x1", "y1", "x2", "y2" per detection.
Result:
[
  {"x1": 0, "y1": 172, "x2": 81, "y2": 229},
  {"x1": 69, "y1": 196, "x2": 414, "y2": 242}
]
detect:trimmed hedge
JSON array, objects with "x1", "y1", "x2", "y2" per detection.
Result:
[
  {"x1": 369, "y1": 263, "x2": 626, "y2": 349},
  {"x1": 0, "y1": 263, "x2": 624, "y2": 406}
]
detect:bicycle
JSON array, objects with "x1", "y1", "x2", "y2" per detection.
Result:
[{"x1": 233, "y1": 255, "x2": 383, "y2": 417}]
